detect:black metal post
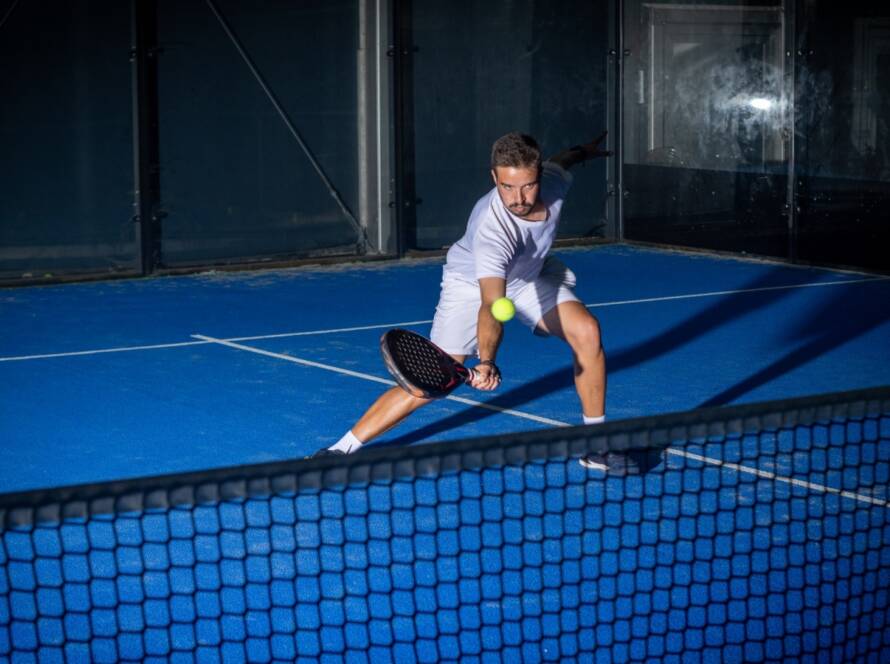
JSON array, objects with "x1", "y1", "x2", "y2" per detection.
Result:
[
  {"x1": 130, "y1": 0, "x2": 161, "y2": 275},
  {"x1": 785, "y1": 0, "x2": 800, "y2": 263},
  {"x1": 392, "y1": 0, "x2": 417, "y2": 256},
  {"x1": 610, "y1": 0, "x2": 625, "y2": 241}
]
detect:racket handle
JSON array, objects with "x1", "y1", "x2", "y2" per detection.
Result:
[{"x1": 465, "y1": 361, "x2": 499, "y2": 386}]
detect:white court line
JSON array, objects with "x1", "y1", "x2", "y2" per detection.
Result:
[
  {"x1": 192, "y1": 334, "x2": 566, "y2": 428},
  {"x1": 584, "y1": 276, "x2": 887, "y2": 308},
  {"x1": 665, "y1": 449, "x2": 890, "y2": 508},
  {"x1": 0, "y1": 340, "x2": 207, "y2": 362},
  {"x1": 2, "y1": 276, "x2": 885, "y2": 363},
  {"x1": 226, "y1": 320, "x2": 433, "y2": 343},
  {"x1": 196, "y1": 335, "x2": 888, "y2": 510},
  {"x1": 0, "y1": 323, "x2": 431, "y2": 363}
]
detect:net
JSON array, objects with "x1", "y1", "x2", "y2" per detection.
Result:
[{"x1": 2, "y1": 387, "x2": 889, "y2": 663}]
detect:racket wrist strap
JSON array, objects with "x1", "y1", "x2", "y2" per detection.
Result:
[{"x1": 476, "y1": 359, "x2": 500, "y2": 378}]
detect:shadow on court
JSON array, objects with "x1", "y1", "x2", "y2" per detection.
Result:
[
  {"x1": 380, "y1": 270, "x2": 885, "y2": 448},
  {"x1": 698, "y1": 281, "x2": 890, "y2": 408}
]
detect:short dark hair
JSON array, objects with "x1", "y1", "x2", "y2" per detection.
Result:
[{"x1": 490, "y1": 132, "x2": 542, "y2": 171}]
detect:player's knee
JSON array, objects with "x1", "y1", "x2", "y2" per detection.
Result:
[
  {"x1": 410, "y1": 393, "x2": 431, "y2": 408},
  {"x1": 386, "y1": 385, "x2": 429, "y2": 410},
  {"x1": 568, "y1": 315, "x2": 603, "y2": 354},
  {"x1": 401, "y1": 389, "x2": 432, "y2": 410}
]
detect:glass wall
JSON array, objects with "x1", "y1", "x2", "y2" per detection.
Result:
[
  {"x1": 3, "y1": 1, "x2": 888, "y2": 282},
  {"x1": 794, "y1": 0, "x2": 890, "y2": 270},
  {"x1": 622, "y1": 0, "x2": 790, "y2": 257},
  {"x1": 0, "y1": 0, "x2": 137, "y2": 280},
  {"x1": 156, "y1": 0, "x2": 363, "y2": 266},
  {"x1": 404, "y1": 1, "x2": 611, "y2": 250},
  {"x1": 622, "y1": 0, "x2": 890, "y2": 272}
]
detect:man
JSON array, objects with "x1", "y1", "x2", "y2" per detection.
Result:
[{"x1": 317, "y1": 131, "x2": 626, "y2": 473}]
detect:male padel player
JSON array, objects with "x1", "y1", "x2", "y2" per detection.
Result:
[{"x1": 315, "y1": 132, "x2": 641, "y2": 474}]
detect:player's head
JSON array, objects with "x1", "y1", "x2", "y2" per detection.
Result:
[
  {"x1": 490, "y1": 132, "x2": 542, "y2": 172},
  {"x1": 490, "y1": 132, "x2": 542, "y2": 218}
]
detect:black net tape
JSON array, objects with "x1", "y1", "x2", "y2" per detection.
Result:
[{"x1": 1, "y1": 387, "x2": 889, "y2": 662}]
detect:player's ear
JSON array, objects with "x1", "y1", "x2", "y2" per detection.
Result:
[{"x1": 490, "y1": 168, "x2": 498, "y2": 186}]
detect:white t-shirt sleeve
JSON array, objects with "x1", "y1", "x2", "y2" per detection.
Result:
[{"x1": 473, "y1": 214, "x2": 516, "y2": 280}]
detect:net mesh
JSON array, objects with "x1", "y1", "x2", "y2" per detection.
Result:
[{"x1": 2, "y1": 387, "x2": 889, "y2": 663}]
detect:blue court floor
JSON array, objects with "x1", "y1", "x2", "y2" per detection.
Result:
[{"x1": 2, "y1": 244, "x2": 889, "y2": 493}]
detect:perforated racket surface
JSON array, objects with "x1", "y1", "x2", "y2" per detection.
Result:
[{"x1": 380, "y1": 329, "x2": 475, "y2": 398}]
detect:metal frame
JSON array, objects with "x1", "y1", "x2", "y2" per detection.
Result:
[
  {"x1": 610, "y1": 0, "x2": 624, "y2": 241},
  {"x1": 130, "y1": 0, "x2": 161, "y2": 275},
  {"x1": 784, "y1": 0, "x2": 798, "y2": 262},
  {"x1": 358, "y1": 0, "x2": 396, "y2": 256},
  {"x1": 392, "y1": 0, "x2": 417, "y2": 256}
]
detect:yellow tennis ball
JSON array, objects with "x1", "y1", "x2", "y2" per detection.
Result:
[{"x1": 491, "y1": 297, "x2": 515, "y2": 322}]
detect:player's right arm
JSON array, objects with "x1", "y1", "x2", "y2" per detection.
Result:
[{"x1": 473, "y1": 276, "x2": 505, "y2": 391}]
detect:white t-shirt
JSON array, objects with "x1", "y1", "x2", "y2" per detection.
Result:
[{"x1": 442, "y1": 161, "x2": 573, "y2": 296}]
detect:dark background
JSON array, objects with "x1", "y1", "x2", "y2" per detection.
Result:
[{"x1": 1, "y1": 0, "x2": 887, "y2": 282}]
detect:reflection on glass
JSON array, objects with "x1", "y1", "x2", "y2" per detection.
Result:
[
  {"x1": 628, "y1": 2, "x2": 785, "y2": 171},
  {"x1": 624, "y1": 0, "x2": 890, "y2": 270},
  {"x1": 623, "y1": 0, "x2": 790, "y2": 257},
  {"x1": 747, "y1": 97, "x2": 774, "y2": 111}
]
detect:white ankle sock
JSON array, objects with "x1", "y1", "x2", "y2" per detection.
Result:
[
  {"x1": 329, "y1": 430, "x2": 363, "y2": 454},
  {"x1": 583, "y1": 414, "x2": 605, "y2": 425}
]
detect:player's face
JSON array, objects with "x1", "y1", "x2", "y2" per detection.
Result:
[{"x1": 491, "y1": 165, "x2": 540, "y2": 218}]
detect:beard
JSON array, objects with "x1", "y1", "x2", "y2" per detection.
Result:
[{"x1": 510, "y1": 203, "x2": 533, "y2": 216}]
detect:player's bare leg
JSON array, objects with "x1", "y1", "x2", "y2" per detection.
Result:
[
  {"x1": 316, "y1": 354, "x2": 467, "y2": 456},
  {"x1": 536, "y1": 301, "x2": 606, "y2": 417},
  {"x1": 539, "y1": 301, "x2": 659, "y2": 475},
  {"x1": 351, "y1": 386, "x2": 431, "y2": 442}
]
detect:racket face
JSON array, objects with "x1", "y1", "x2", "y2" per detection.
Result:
[{"x1": 380, "y1": 329, "x2": 468, "y2": 399}]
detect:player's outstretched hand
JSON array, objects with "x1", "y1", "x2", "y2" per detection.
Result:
[
  {"x1": 551, "y1": 132, "x2": 613, "y2": 170},
  {"x1": 576, "y1": 131, "x2": 612, "y2": 159},
  {"x1": 470, "y1": 361, "x2": 501, "y2": 391}
]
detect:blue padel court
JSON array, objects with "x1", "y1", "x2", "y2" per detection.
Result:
[
  {"x1": 2, "y1": 244, "x2": 890, "y2": 663},
  {"x1": 2, "y1": 244, "x2": 888, "y2": 492}
]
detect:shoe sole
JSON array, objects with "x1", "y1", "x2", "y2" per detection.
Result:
[{"x1": 578, "y1": 456, "x2": 609, "y2": 471}]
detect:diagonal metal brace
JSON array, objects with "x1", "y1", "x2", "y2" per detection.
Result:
[
  {"x1": 204, "y1": 0, "x2": 368, "y2": 251},
  {"x1": 0, "y1": 0, "x2": 22, "y2": 33}
]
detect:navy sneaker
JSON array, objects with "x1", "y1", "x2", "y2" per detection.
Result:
[{"x1": 579, "y1": 449, "x2": 663, "y2": 476}]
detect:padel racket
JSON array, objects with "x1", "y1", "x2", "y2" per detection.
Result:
[{"x1": 380, "y1": 328, "x2": 477, "y2": 398}]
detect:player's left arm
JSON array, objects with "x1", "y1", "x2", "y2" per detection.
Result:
[
  {"x1": 473, "y1": 276, "x2": 506, "y2": 391},
  {"x1": 547, "y1": 130, "x2": 612, "y2": 171}
]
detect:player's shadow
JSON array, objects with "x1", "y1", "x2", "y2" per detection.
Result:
[
  {"x1": 379, "y1": 267, "x2": 871, "y2": 448},
  {"x1": 697, "y1": 279, "x2": 889, "y2": 408}
]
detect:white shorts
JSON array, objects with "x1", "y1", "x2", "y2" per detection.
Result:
[{"x1": 429, "y1": 256, "x2": 581, "y2": 356}]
